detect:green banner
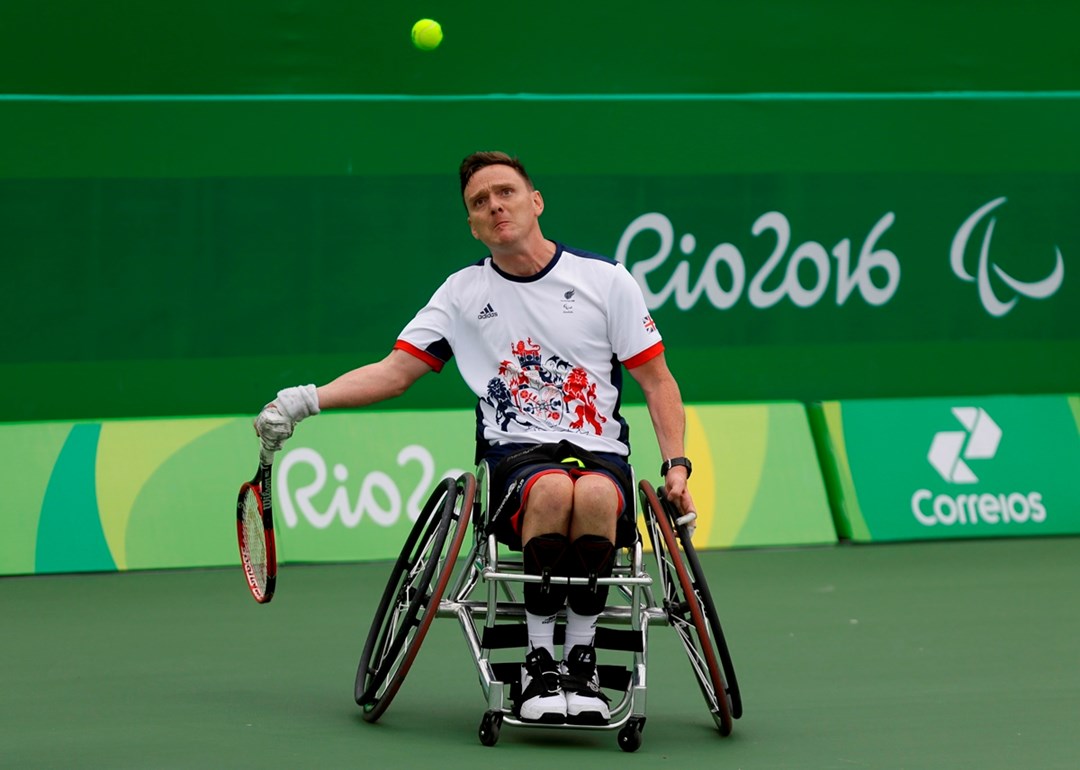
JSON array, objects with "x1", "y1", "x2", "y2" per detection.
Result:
[
  {"x1": 813, "y1": 395, "x2": 1080, "y2": 542},
  {"x1": 3, "y1": 171, "x2": 1076, "y2": 421},
  {"x1": 0, "y1": 402, "x2": 833, "y2": 575}
]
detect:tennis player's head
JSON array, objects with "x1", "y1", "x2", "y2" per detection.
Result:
[
  {"x1": 460, "y1": 151, "x2": 545, "y2": 249},
  {"x1": 459, "y1": 151, "x2": 534, "y2": 201}
]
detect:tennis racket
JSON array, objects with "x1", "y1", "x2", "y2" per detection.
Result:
[{"x1": 236, "y1": 448, "x2": 277, "y2": 604}]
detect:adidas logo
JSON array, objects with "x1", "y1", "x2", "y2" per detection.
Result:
[{"x1": 477, "y1": 303, "x2": 499, "y2": 320}]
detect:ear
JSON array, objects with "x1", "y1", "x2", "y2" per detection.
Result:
[
  {"x1": 467, "y1": 215, "x2": 480, "y2": 240},
  {"x1": 532, "y1": 189, "x2": 545, "y2": 217}
]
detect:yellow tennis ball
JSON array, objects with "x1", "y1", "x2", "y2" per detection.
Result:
[{"x1": 411, "y1": 18, "x2": 443, "y2": 51}]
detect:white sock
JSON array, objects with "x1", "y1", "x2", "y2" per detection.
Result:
[
  {"x1": 526, "y1": 611, "x2": 558, "y2": 657},
  {"x1": 564, "y1": 607, "x2": 598, "y2": 654}
]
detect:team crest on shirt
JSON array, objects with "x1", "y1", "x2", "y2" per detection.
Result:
[{"x1": 484, "y1": 337, "x2": 608, "y2": 435}]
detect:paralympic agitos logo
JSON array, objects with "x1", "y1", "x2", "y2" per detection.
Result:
[{"x1": 950, "y1": 197, "x2": 1065, "y2": 317}]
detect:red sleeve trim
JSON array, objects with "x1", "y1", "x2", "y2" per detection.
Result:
[
  {"x1": 393, "y1": 340, "x2": 445, "y2": 373},
  {"x1": 622, "y1": 341, "x2": 665, "y2": 370}
]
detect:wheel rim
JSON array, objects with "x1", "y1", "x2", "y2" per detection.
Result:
[
  {"x1": 640, "y1": 479, "x2": 733, "y2": 735},
  {"x1": 355, "y1": 474, "x2": 475, "y2": 720},
  {"x1": 675, "y1": 518, "x2": 742, "y2": 719}
]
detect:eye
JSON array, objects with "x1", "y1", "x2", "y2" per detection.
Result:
[{"x1": 472, "y1": 196, "x2": 487, "y2": 209}]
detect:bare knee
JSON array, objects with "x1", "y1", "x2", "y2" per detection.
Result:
[
  {"x1": 570, "y1": 474, "x2": 619, "y2": 541},
  {"x1": 522, "y1": 473, "x2": 574, "y2": 543}
]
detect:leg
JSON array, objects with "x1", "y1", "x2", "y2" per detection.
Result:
[
  {"x1": 567, "y1": 472, "x2": 620, "y2": 637},
  {"x1": 521, "y1": 471, "x2": 575, "y2": 545},
  {"x1": 563, "y1": 473, "x2": 620, "y2": 724},
  {"x1": 519, "y1": 472, "x2": 575, "y2": 723},
  {"x1": 521, "y1": 472, "x2": 576, "y2": 638}
]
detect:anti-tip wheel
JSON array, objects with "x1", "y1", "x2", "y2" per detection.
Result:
[
  {"x1": 479, "y1": 711, "x2": 503, "y2": 747},
  {"x1": 618, "y1": 717, "x2": 645, "y2": 752}
]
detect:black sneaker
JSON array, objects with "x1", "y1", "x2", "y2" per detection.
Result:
[
  {"x1": 518, "y1": 647, "x2": 566, "y2": 723},
  {"x1": 561, "y1": 645, "x2": 610, "y2": 724}
]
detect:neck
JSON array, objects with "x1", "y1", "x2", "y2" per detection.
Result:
[{"x1": 491, "y1": 238, "x2": 556, "y2": 277}]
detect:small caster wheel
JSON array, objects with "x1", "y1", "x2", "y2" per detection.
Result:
[
  {"x1": 479, "y1": 710, "x2": 503, "y2": 747},
  {"x1": 618, "y1": 716, "x2": 645, "y2": 752}
]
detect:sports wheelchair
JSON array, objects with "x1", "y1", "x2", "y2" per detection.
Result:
[{"x1": 354, "y1": 462, "x2": 742, "y2": 752}]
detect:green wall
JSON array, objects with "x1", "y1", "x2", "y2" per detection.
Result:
[
  {"x1": 2, "y1": 1, "x2": 1078, "y2": 95},
  {"x1": 2, "y1": 3, "x2": 1078, "y2": 422}
]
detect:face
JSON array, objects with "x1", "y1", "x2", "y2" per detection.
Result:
[{"x1": 463, "y1": 164, "x2": 544, "y2": 249}]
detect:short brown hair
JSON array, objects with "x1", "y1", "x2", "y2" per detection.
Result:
[{"x1": 459, "y1": 151, "x2": 534, "y2": 198}]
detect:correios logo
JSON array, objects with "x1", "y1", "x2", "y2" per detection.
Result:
[
  {"x1": 927, "y1": 407, "x2": 1001, "y2": 483},
  {"x1": 950, "y1": 197, "x2": 1065, "y2": 317},
  {"x1": 911, "y1": 407, "x2": 1046, "y2": 528}
]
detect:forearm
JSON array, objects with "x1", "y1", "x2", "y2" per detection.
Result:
[
  {"x1": 317, "y1": 365, "x2": 407, "y2": 409},
  {"x1": 316, "y1": 350, "x2": 430, "y2": 410},
  {"x1": 642, "y1": 374, "x2": 687, "y2": 462}
]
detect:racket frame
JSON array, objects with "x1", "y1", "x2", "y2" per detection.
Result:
[{"x1": 236, "y1": 450, "x2": 277, "y2": 603}]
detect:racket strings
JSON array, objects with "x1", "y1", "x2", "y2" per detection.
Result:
[{"x1": 241, "y1": 489, "x2": 268, "y2": 588}]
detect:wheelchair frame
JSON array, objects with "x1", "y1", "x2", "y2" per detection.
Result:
[{"x1": 354, "y1": 464, "x2": 741, "y2": 752}]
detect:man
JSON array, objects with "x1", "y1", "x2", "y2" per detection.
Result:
[{"x1": 256, "y1": 151, "x2": 696, "y2": 725}]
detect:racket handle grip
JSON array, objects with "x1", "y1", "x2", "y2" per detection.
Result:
[{"x1": 259, "y1": 447, "x2": 275, "y2": 466}]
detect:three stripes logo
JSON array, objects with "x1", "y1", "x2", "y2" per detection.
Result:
[
  {"x1": 477, "y1": 303, "x2": 498, "y2": 320},
  {"x1": 927, "y1": 407, "x2": 1002, "y2": 484}
]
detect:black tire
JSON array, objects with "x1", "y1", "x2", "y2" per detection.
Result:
[
  {"x1": 665, "y1": 493, "x2": 743, "y2": 720},
  {"x1": 478, "y1": 710, "x2": 502, "y2": 747},
  {"x1": 355, "y1": 473, "x2": 476, "y2": 722},
  {"x1": 640, "y1": 479, "x2": 734, "y2": 736},
  {"x1": 617, "y1": 717, "x2": 645, "y2": 752}
]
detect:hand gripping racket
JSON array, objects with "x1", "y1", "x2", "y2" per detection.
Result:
[{"x1": 236, "y1": 448, "x2": 277, "y2": 603}]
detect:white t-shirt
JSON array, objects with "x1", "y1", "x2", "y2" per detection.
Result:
[{"x1": 394, "y1": 243, "x2": 664, "y2": 457}]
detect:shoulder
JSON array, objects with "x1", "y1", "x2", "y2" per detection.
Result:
[
  {"x1": 418, "y1": 258, "x2": 490, "y2": 313},
  {"x1": 558, "y1": 243, "x2": 638, "y2": 294},
  {"x1": 449, "y1": 255, "x2": 491, "y2": 278},
  {"x1": 558, "y1": 243, "x2": 619, "y2": 268},
  {"x1": 439, "y1": 256, "x2": 491, "y2": 288}
]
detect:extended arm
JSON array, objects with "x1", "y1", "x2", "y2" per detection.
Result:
[
  {"x1": 255, "y1": 349, "x2": 432, "y2": 451},
  {"x1": 316, "y1": 349, "x2": 433, "y2": 409}
]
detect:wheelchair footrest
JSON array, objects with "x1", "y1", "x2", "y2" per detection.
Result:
[
  {"x1": 490, "y1": 662, "x2": 631, "y2": 694},
  {"x1": 481, "y1": 623, "x2": 644, "y2": 653}
]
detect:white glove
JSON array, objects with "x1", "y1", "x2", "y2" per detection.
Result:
[{"x1": 254, "y1": 384, "x2": 320, "y2": 453}]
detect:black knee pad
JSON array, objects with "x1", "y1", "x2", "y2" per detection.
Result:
[
  {"x1": 523, "y1": 533, "x2": 570, "y2": 616},
  {"x1": 567, "y1": 535, "x2": 615, "y2": 616}
]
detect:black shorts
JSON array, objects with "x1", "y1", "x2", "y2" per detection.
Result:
[{"x1": 483, "y1": 440, "x2": 635, "y2": 550}]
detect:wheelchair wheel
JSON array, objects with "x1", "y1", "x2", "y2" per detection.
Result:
[
  {"x1": 640, "y1": 479, "x2": 734, "y2": 736},
  {"x1": 355, "y1": 472, "x2": 476, "y2": 722},
  {"x1": 667, "y1": 497, "x2": 743, "y2": 720}
]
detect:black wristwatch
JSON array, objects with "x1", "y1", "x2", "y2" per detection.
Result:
[{"x1": 660, "y1": 457, "x2": 692, "y2": 479}]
